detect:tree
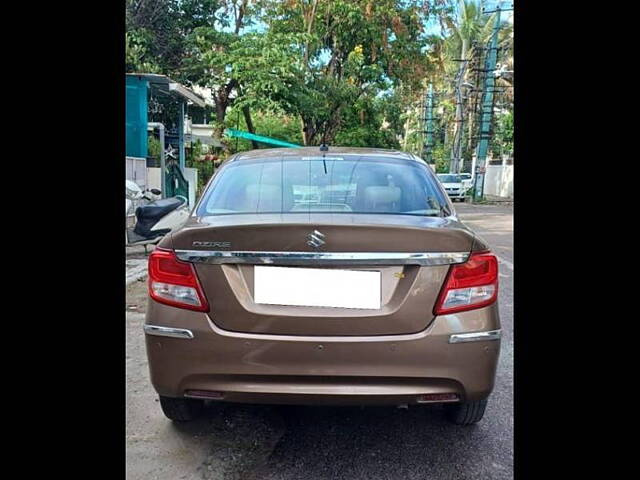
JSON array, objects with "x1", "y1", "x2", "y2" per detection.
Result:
[
  {"x1": 124, "y1": 0, "x2": 511, "y2": 162},
  {"x1": 226, "y1": 108, "x2": 303, "y2": 151},
  {"x1": 183, "y1": 0, "x2": 267, "y2": 148},
  {"x1": 126, "y1": 29, "x2": 161, "y2": 73},
  {"x1": 185, "y1": 26, "x2": 303, "y2": 148},
  {"x1": 491, "y1": 110, "x2": 513, "y2": 158},
  {"x1": 333, "y1": 93, "x2": 401, "y2": 149},
  {"x1": 410, "y1": 0, "x2": 513, "y2": 172},
  {"x1": 126, "y1": 0, "x2": 224, "y2": 80},
  {"x1": 263, "y1": 0, "x2": 433, "y2": 145}
]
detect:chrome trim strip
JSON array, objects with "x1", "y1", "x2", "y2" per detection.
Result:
[
  {"x1": 206, "y1": 314, "x2": 436, "y2": 343},
  {"x1": 143, "y1": 325, "x2": 194, "y2": 339},
  {"x1": 175, "y1": 250, "x2": 469, "y2": 266},
  {"x1": 449, "y1": 329, "x2": 501, "y2": 344}
]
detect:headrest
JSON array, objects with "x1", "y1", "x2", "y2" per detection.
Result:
[
  {"x1": 364, "y1": 186, "x2": 401, "y2": 207},
  {"x1": 244, "y1": 184, "x2": 282, "y2": 211}
]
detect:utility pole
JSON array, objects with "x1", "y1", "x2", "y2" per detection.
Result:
[
  {"x1": 422, "y1": 84, "x2": 436, "y2": 164},
  {"x1": 449, "y1": 58, "x2": 468, "y2": 174},
  {"x1": 473, "y1": 1, "x2": 513, "y2": 201}
]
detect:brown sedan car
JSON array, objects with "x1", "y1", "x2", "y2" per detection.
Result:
[{"x1": 144, "y1": 147, "x2": 500, "y2": 425}]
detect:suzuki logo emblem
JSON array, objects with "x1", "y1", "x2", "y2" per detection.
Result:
[{"x1": 307, "y1": 230, "x2": 326, "y2": 249}]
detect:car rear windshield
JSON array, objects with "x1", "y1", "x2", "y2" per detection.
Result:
[{"x1": 196, "y1": 155, "x2": 449, "y2": 216}]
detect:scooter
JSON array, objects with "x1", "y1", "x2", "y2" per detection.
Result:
[{"x1": 126, "y1": 179, "x2": 190, "y2": 252}]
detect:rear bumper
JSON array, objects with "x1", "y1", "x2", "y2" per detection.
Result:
[{"x1": 144, "y1": 301, "x2": 501, "y2": 405}]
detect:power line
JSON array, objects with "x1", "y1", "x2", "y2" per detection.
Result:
[{"x1": 473, "y1": 1, "x2": 514, "y2": 201}]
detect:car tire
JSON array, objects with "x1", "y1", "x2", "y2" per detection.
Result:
[
  {"x1": 446, "y1": 398, "x2": 488, "y2": 425},
  {"x1": 159, "y1": 396, "x2": 204, "y2": 422},
  {"x1": 460, "y1": 197, "x2": 466, "y2": 202}
]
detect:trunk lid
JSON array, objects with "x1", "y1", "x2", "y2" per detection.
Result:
[{"x1": 170, "y1": 213, "x2": 475, "y2": 336}]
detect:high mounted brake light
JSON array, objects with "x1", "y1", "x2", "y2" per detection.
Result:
[
  {"x1": 434, "y1": 251, "x2": 498, "y2": 315},
  {"x1": 148, "y1": 248, "x2": 209, "y2": 312}
]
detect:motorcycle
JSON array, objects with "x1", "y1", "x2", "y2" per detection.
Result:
[{"x1": 125, "y1": 179, "x2": 190, "y2": 252}]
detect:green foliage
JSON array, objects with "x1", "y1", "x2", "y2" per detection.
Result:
[
  {"x1": 227, "y1": 108, "x2": 303, "y2": 152},
  {"x1": 432, "y1": 144, "x2": 450, "y2": 173},
  {"x1": 148, "y1": 135, "x2": 161, "y2": 159},
  {"x1": 186, "y1": 139, "x2": 204, "y2": 163},
  {"x1": 491, "y1": 111, "x2": 513, "y2": 156},
  {"x1": 334, "y1": 126, "x2": 399, "y2": 149},
  {"x1": 126, "y1": 30, "x2": 161, "y2": 73},
  {"x1": 256, "y1": 0, "x2": 433, "y2": 145},
  {"x1": 125, "y1": 0, "x2": 512, "y2": 161},
  {"x1": 332, "y1": 94, "x2": 400, "y2": 149},
  {"x1": 126, "y1": 0, "x2": 224, "y2": 81}
]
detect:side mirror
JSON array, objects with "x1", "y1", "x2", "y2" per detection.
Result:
[{"x1": 150, "y1": 189, "x2": 161, "y2": 195}]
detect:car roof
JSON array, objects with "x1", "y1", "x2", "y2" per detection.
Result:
[{"x1": 231, "y1": 147, "x2": 421, "y2": 162}]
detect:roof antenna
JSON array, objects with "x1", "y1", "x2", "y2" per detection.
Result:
[{"x1": 320, "y1": 144, "x2": 328, "y2": 174}]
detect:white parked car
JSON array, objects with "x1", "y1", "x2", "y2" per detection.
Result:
[
  {"x1": 437, "y1": 173, "x2": 468, "y2": 202},
  {"x1": 460, "y1": 173, "x2": 473, "y2": 191}
]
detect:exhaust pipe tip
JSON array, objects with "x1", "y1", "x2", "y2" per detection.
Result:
[
  {"x1": 416, "y1": 393, "x2": 459, "y2": 404},
  {"x1": 184, "y1": 390, "x2": 224, "y2": 400}
]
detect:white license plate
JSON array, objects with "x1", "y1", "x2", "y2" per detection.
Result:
[{"x1": 254, "y1": 266, "x2": 381, "y2": 309}]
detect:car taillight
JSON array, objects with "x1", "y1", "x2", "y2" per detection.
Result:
[
  {"x1": 148, "y1": 248, "x2": 209, "y2": 312},
  {"x1": 434, "y1": 251, "x2": 498, "y2": 315}
]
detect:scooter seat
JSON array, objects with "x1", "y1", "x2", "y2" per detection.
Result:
[{"x1": 135, "y1": 197, "x2": 185, "y2": 223}]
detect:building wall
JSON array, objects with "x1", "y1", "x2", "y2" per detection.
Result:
[
  {"x1": 126, "y1": 76, "x2": 148, "y2": 158},
  {"x1": 125, "y1": 157, "x2": 147, "y2": 189},
  {"x1": 484, "y1": 164, "x2": 514, "y2": 198}
]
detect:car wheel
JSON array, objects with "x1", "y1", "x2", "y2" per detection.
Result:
[
  {"x1": 460, "y1": 197, "x2": 466, "y2": 202},
  {"x1": 159, "y1": 396, "x2": 204, "y2": 422},
  {"x1": 446, "y1": 398, "x2": 488, "y2": 425}
]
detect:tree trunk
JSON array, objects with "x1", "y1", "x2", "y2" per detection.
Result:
[
  {"x1": 302, "y1": 0, "x2": 319, "y2": 70},
  {"x1": 213, "y1": 98, "x2": 228, "y2": 152},
  {"x1": 402, "y1": 107, "x2": 412, "y2": 151},
  {"x1": 234, "y1": 0, "x2": 248, "y2": 34},
  {"x1": 301, "y1": 117, "x2": 315, "y2": 146},
  {"x1": 242, "y1": 106, "x2": 259, "y2": 149},
  {"x1": 213, "y1": 80, "x2": 237, "y2": 153}
]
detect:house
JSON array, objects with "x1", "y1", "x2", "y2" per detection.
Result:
[{"x1": 126, "y1": 73, "x2": 208, "y2": 208}]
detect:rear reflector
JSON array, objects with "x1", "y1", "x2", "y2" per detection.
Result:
[
  {"x1": 434, "y1": 251, "x2": 498, "y2": 315},
  {"x1": 417, "y1": 393, "x2": 459, "y2": 403},
  {"x1": 148, "y1": 248, "x2": 209, "y2": 312}
]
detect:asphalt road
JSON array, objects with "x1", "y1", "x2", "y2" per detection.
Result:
[{"x1": 126, "y1": 202, "x2": 514, "y2": 480}]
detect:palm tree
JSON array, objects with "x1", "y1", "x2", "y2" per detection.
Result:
[
  {"x1": 443, "y1": 0, "x2": 497, "y2": 172},
  {"x1": 495, "y1": 22, "x2": 514, "y2": 105}
]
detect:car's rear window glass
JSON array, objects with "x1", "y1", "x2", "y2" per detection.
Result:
[{"x1": 197, "y1": 156, "x2": 448, "y2": 216}]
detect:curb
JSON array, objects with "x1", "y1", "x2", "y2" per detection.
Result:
[{"x1": 126, "y1": 260, "x2": 148, "y2": 286}]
